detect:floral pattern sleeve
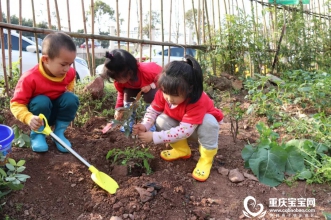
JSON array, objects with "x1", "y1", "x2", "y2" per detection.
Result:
[{"x1": 152, "y1": 122, "x2": 198, "y2": 145}]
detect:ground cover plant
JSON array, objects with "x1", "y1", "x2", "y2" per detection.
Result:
[{"x1": 242, "y1": 70, "x2": 331, "y2": 189}]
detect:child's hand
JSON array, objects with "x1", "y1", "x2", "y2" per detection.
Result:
[
  {"x1": 114, "y1": 110, "x2": 123, "y2": 120},
  {"x1": 132, "y1": 124, "x2": 146, "y2": 135},
  {"x1": 137, "y1": 131, "x2": 153, "y2": 143},
  {"x1": 29, "y1": 115, "x2": 43, "y2": 131},
  {"x1": 141, "y1": 85, "x2": 151, "y2": 93}
]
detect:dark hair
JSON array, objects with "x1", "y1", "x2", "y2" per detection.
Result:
[
  {"x1": 158, "y1": 55, "x2": 203, "y2": 104},
  {"x1": 102, "y1": 49, "x2": 138, "y2": 82},
  {"x1": 42, "y1": 32, "x2": 76, "y2": 59}
]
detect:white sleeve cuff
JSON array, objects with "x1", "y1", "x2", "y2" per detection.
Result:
[{"x1": 150, "y1": 82, "x2": 156, "y2": 89}]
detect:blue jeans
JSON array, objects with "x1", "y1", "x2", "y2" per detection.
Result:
[{"x1": 28, "y1": 92, "x2": 79, "y2": 125}]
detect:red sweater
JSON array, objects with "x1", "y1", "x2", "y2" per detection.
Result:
[
  {"x1": 10, "y1": 62, "x2": 76, "y2": 125},
  {"x1": 114, "y1": 62, "x2": 162, "y2": 108},
  {"x1": 151, "y1": 90, "x2": 224, "y2": 124}
]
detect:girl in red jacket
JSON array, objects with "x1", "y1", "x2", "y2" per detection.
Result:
[
  {"x1": 102, "y1": 49, "x2": 162, "y2": 132},
  {"x1": 133, "y1": 55, "x2": 223, "y2": 182}
]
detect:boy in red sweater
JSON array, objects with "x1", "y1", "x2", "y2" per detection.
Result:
[
  {"x1": 102, "y1": 49, "x2": 162, "y2": 132},
  {"x1": 10, "y1": 32, "x2": 79, "y2": 153}
]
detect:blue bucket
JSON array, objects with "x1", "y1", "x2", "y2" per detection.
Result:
[{"x1": 0, "y1": 125, "x2": 14, "y2": 158}]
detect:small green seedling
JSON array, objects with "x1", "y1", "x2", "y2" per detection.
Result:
[
  {"x1": 12, "y1": 125, "x2": 31, "y2": 148},
  {"x1": 106, "y1": 147, "x2": 154, "y2": 175},
  {"x1": 0, "y1": 158, "x2": 30, "y2": 198}
]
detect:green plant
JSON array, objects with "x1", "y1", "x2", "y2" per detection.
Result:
[
  {"x1": 242, "y1": 122, "x2": 331, "y2": 187},
  {"x1": 11, "y1": 125, "x2": 31, "y2": 148},
  {"x1": 106, "y1": 147, "x2": 154, "y2": 175},
  {"x1": 74, "y1": 78, "x2": 117, "y2": 127},
  {"x1": 0, "y1": 158, "x2": 30, "y2": 199},
  {"x1": 110, "y1": 91, "x2": 146, "y2": 138},
  {"x1": 223, "y1": 102, "x2": 245, "y2": 143}
]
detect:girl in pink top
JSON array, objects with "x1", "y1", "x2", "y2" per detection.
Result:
[
  {"x1": 133, "y1": 55, "x2": 223, "y2": 182},
  {"x1": 102, "y1": 49, "x2": 162, "y2": 132}
]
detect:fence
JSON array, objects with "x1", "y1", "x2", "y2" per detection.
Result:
[{"x1": 0, "y1": 0, "x2": 331, "y2": 96}]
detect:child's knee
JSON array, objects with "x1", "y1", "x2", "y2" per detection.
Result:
[{"x1": 156, "y1": 114, "x2": 179, "y2": 130}]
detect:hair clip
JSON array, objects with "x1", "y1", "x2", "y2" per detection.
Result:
[{"x1": 105, "y1": 52, "x2": 113, "y2": 59}]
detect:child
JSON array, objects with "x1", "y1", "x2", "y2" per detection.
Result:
[
  {"x1": 133, "y1": 55, "x2": 223, "y2": 181},
  {"x1": 101, "y1": 49, "x2": 162, "y2": 132},
  {"x1": 10, "y1": 32, "x2": 79, "y2": 153}
]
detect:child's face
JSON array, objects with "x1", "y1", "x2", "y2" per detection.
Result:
[
  {"x1": 42, "y1": 48, "x2": 76, "y2": 78},
  {"x1": 114, "y1": 69, "x2": 132, "y2": 84},
  {"x1": 162, "y1": 92, "x2": 186, "y2": 106}
]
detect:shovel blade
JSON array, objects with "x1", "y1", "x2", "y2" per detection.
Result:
[{"x1": 89, "y1": 166, "x2": 119, "y2": 194}]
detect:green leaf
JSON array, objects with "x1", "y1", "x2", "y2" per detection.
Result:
[
  {"x1": 246, "y1": 105, "x2": 255, "y2": 115},
  {"x1": 322, "y1": 212, "x2": 331, "y2": 220},
  {"x1": 5, "y1": 177, "x2": 16, "y2": 182},
  {"x1": 297, "y1": 170, "x2": 312, "y2": 180},
  {"x1": 6, "y1": 164, "x2": 15, "y2": 171},
  {"x1": 286, "y1": 139, "x2": 314, "y2": 158},
  {"x1": 0, "y1": 168, "x2": 7, "y2": 177},
  {"x1": 7, "y1": 183, "x2": 23, "y2": 190},
  {"x1": 17, "y1": 160, "x2": 26, "y2": 167},
  {"x1": 284, "y1": 145, "x2": 305, "y2": 175},
  {"x1": 298, "y1": 87, "x2": 311, "y2": 92},
  {"x1": 7, "y1": 158, "x2": 16, "y2": 166},
  {"x1": 241, "y1": 144, "x2": 256, "y2": 162},
  {"x1": 248, "y1": 146, "x2": 287, "y2": 187},
  {"x1": 0, "y1": 190, "x2": 12, "y2": 198},
  {"x1": 16, "y1": 166, "x2": 26, "y2": 173}
]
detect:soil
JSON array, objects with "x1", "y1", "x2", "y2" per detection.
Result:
[{"x1": 1, "y1": 93, "x2": 331, "y2": 220}]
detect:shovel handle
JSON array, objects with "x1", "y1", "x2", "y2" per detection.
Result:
[
  {"x1": 34, "y1": 114, "x2": 52, "y2": 135},
  {"x1": 49, "y1": 131, "x2": 91, "y2": 167},
  {"x1": 36, "y1": 114, "x2": 91, "y2": 168}
]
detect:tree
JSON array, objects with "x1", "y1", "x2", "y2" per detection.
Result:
[
  {"x1": 184, "y1": 9, "x2": 205, "y2": 29},
  {"x1": 86, "y1": 0, "x2": 115, "y2": 34},
  {"x1": 99, "y1": 31, "x2": 110, "y2": 48},
  {"x1": 2, "y1": 14, "x2": 54, "y2": 40},
  {"x1": 142, "y1": 11, "x2": 160, "y2": 39},
  {"x1": 72, "y1": 29, "x2": 86, "y2": 47}
]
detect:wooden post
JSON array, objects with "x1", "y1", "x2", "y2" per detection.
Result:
[
  {"x1": 202, "y1": 0, "x2": 205, "y2": 44},
  {"x1": 204, "y1": 0, "x2": 216, "y2": 75},
  {"x1": 90, "y1": 0, "x2": 95, "y2": 76},
  {"x1": 54, "y1": 0, "x2": 61, "y2": 30},
  {"x1": 161, "y1": 0, "x2": 164, "y2": 67},
  {"x1": 127, "y1": 0, "x2": 131, "y2": 51},
  {"x1": 149, "y1": 0, "x2": 152, "y2": 59},
  {"x1": 0, "y1": 1, "x2": 9, "y2": 96},
  {"x1": 116, "y1": 0, "x2": 120, "y2": 49},
  {"x1": 218, "y1": 0, "x2": 222, "y2": 38},
  {"x1": 81, "y1": 0, "x2": 91, "y2": 76},
  {"x1": 197, "y1": 0, "x2": 201, "y2": 44},
  {"x1": 19, "y1": 0, "x2": 22, "y2": 76},
  {"x1": 6, "y1": 0, "x2": 12, "y2": 78},
  {"x1": 139, "y1": 0, "x2": 143, "y2": 63},
  {"x1": 168, "y1": 0, "x2": 172, "y2": 64},
  {"x1": 66, "y1": 0, "x2": 76, "y2": 73},
  {"x1": 31, "y1": 0, "x2": 39, "y2": 62},
  {"x1": 212, "y1": 0, "x2": 215, "y2": 35},
  {"x1": 192, "y1": 0, "x2": 199, "y2": 45},
  {"x1": 183, "y1": 0, "x2": 187, "y2": 51},
  {"x1": 46, "y1": 0, "x2": 52, "y2": 29}
]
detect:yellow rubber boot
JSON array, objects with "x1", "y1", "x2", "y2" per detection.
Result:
[
  {"x1": 192, "y1": 146, "x2": 217, "y2": 182},
  {"x1": 160, "y1": 139, "x2": 191, "y2": 161}
]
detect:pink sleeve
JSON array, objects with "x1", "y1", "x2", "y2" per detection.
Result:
[
  {"x1": 152, "y1": 122, "x2": 198, "y2": 144},
  {"x1": 141, "y1": 105, "x2": 161, "y2": 131}
]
